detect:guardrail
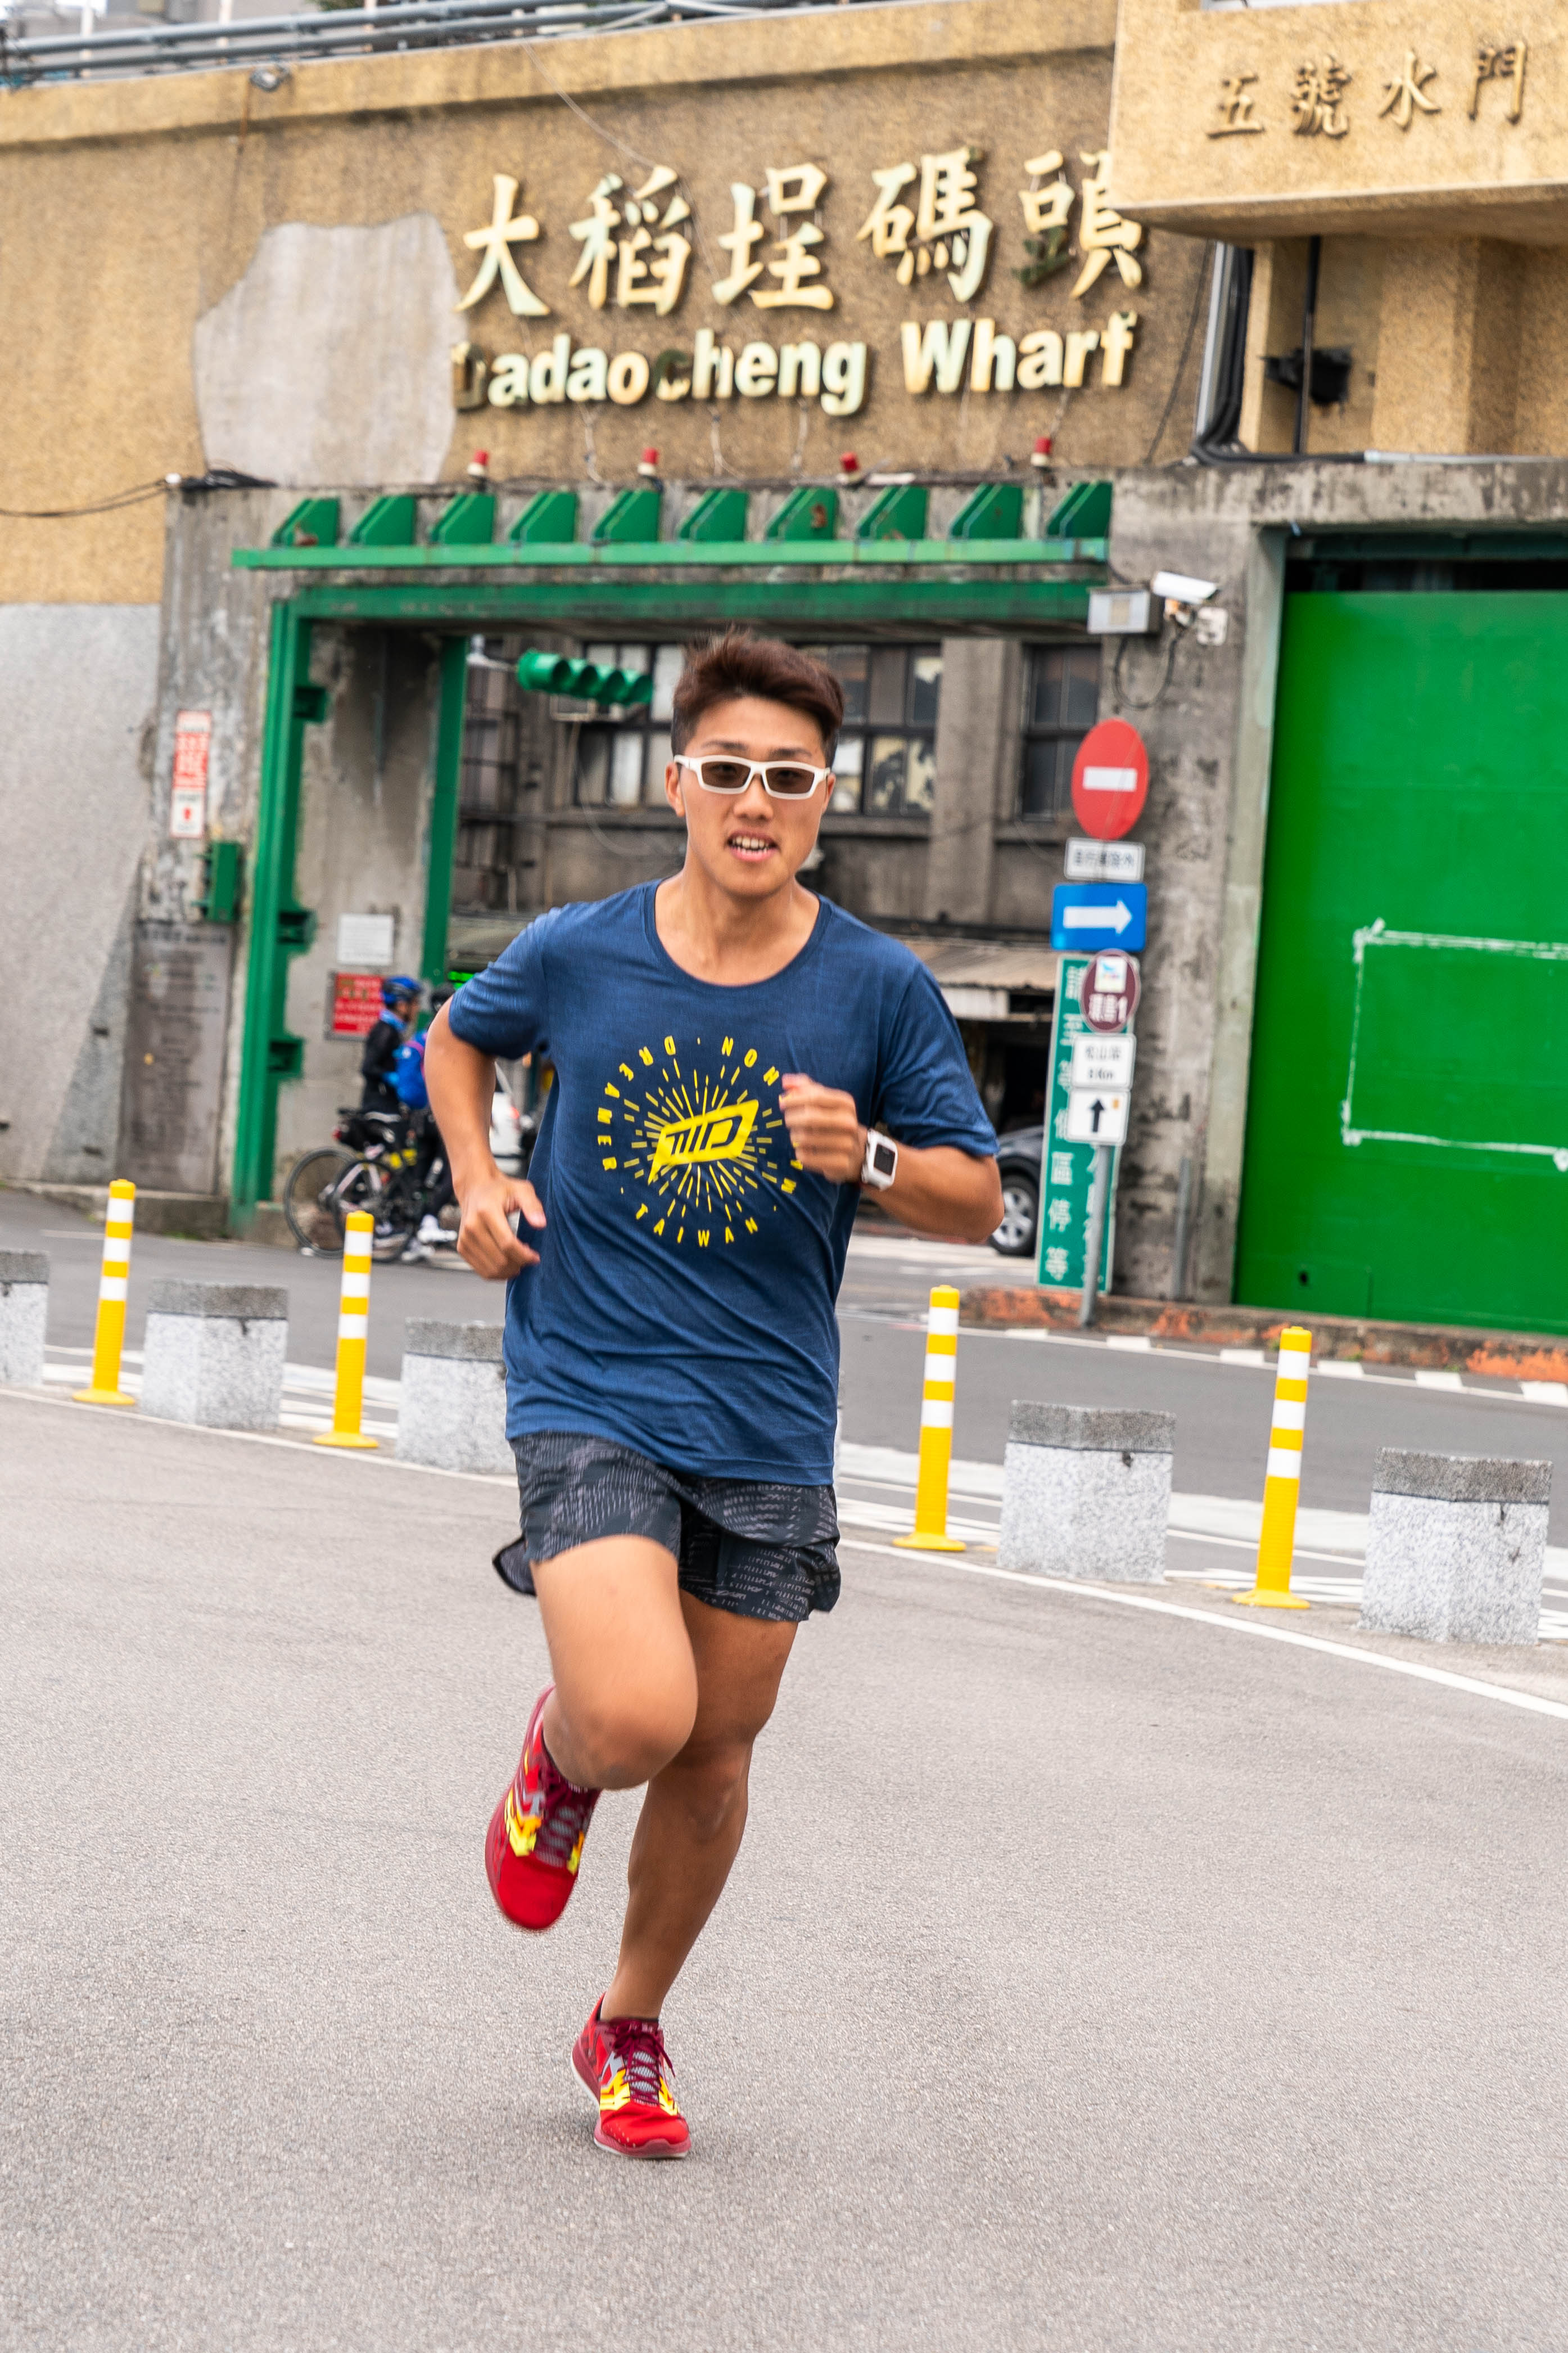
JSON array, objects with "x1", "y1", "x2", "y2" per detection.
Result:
[{"x1": 0, "y1": 0, "x2": 875, "y2": 87}]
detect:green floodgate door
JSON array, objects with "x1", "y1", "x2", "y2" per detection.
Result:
[{"x1": 1236, "y1": 590, "x2": 1568, "y2": 1335}]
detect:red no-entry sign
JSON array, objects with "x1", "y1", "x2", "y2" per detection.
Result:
[{"x1": 1071, "y1": 718, "x2": 1149, "y2": 841}]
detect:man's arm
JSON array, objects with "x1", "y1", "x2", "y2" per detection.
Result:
[
  {"x1": 423, "y1": 1004, "x2": 546, "y2": 1279},
  {"x1": 779, "y1": 1076, "x2": 1002, "y2": 1244}
]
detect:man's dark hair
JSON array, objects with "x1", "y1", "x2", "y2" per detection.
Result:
[{"x1": 670, "y1": 628, "x2": 843, "y2": 761}]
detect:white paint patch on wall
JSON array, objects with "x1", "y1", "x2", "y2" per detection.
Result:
[{"x1": 193, "y1": 215, "x2": 458, "y2": 488}]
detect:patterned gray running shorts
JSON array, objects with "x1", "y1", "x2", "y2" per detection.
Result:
[{"x1": 495, "y1": 1428, "x2": 841, "y2": 1624}]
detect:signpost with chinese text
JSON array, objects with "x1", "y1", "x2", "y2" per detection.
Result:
[
  {"x1": 1079, "y1": 948, "x2": 1141, "y2": 1033},
  {"x1": 169, "y1": 711, "x2": 211, "y2": 840},
  {"x1": 1067, "y1": 1031, "x2": 1135, "y2": 1144},
  {"x1": 1065, "y1": 838, "x2": 1145, "y2": 883},
  {"x1": 329, "y1": 972, "x2": 386, "y2": 1039},
  {"x1": 1036, "y1": 952, "x2": 1118, "y2": 1295}
]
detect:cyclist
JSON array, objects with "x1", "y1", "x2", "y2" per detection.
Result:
[
  {"x1": 426, "y1": 629, "x2": 1000, "y2": 2161},
  {"x1": 391, "y1": 1026, "x2": 459, "y2": 1262},
  {"x1": 360, "y1": 977, "x2": 420, "y2": 1113}
]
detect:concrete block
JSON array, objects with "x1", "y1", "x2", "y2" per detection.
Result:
[
  {"x1": 0, "y1": 1249, "x2": 48, "y2": 1386},
  {"x1": 139, "y1": 1279, "x2": 288, "y2": 1431},
  {"x1": 397, "y1": 1320, "x2": 509, "y2": 1475},
  {"x1": 997, "y1": 1401, "x2": 1175, "y2": 1583},
  {"x1": 1359, "y1": 1449, "x2": 1549, "y2": 1646}
]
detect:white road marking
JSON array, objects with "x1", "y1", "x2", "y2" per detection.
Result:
[
  {"x1": 12, "y1": 1382, "x2": 1567, "y2": 1669},
  {"x1": 842, "y1": 1310, "x2": 1568, "y2": 1413},
  {"x1": 838, "y1": 1538, "x2": 1568, "y2": 1721},
  {"x1": 835, "y1": 1498, "x2": 1000, "y2": 1544},
  {"x1": 3, "y1": 1382, "x2": 516, "y2": 1482}
]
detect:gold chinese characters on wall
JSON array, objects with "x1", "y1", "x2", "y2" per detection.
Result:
[
  {"x1": 1207, "y1": 36, "x2": 1528, "y2": 139},
  {"x1": 446, "y1": 145, "x2": 1151, "y2": 416}
]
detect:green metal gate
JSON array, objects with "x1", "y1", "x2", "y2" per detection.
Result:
[{"x1": 1236, "y1": 589, "x2": 1568, "y2": 1335}]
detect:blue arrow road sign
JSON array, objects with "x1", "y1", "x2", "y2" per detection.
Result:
[{"x1": 1050, "y1": 882, "x2": 1147, "y2": 952}]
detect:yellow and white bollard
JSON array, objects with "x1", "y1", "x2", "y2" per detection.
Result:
[
  {"x1": 1232, "y1": 1324, "x2": 1312, "y2": 1609},
  {"x1": 73, "y1": 1179, "x2": 137, "y2": 1407},
  {"x1": 314, "y1": 1210, "x2": 378, "y2": 1450},
  {"x1": 894, "y1": 1284, "x2": 965, "y2": 1553}
]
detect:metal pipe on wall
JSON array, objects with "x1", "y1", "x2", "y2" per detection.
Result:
[{"x1": 1295, "y1": 235, "x2": 1322, "y2": 459}]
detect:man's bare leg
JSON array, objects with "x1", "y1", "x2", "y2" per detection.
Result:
[
  {"x1": 526, "y1": 1555, "x2": 795, "y2": 2016},
  {"x1": 602, "y1": 1594, "x2": 796, "y2": 2021},
  {"x1": 532, "y1": 1536, "x2": 698, "y2": 1792}
]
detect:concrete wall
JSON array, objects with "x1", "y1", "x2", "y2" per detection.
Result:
[
  {"x1": 924, "y1": 638, "x2": 1019, "y2": 924},
  {"x1": 1113, "y1": 0, "x2": 1568, "y2": 246},
  {"x1": 0, "y1": 605, "x2": 160, "y2": 1183},
  {"x1": 1239, "y1": 233, "x2": 1568, "y2": 460},
  {"x1": 0, "y1": 0, "x2": 1207, "y2": 608},
  {"x1": 150, "y1": 487, "x2": 296, "y2": 1198}
]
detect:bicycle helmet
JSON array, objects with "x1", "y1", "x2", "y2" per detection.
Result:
[{"x1": 382, "y1": 975, "x2": 421, "y2": 1008}]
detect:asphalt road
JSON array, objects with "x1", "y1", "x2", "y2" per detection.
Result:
[
  {"x1": 0, "y1": 1192, "x2": 1026, "y2": 1381},
  {"x1": 8, "y1": 1185, "x2": 1567, "y2": 1536},
  {"x1": 4, "y1": 1392, "x2": 1566, "y2": 2351},
  {"x1": 839, "y1": 1311, "x2": 1568, "y2": 1544},
  {"x1": 0, "y1": 1188, "x2": 499, "y2": 1382}
]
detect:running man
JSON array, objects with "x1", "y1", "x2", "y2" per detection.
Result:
[{"x1": 426, "y1": 629, "x2": 1001, "y2": 2160}]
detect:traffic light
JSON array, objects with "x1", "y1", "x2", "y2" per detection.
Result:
[{"x1": 515, "y1": 648, "x2": 654, "y2": 708}]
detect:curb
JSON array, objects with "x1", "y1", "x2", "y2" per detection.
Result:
[
  {"x1": 959, "y1": 1286, "x2": 1568, "y2": 1382},
  {"x1": 3, "y1": 1181, "x2": 230, "y2": 1240}
]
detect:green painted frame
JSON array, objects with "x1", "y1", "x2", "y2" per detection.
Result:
[
  {"x1": 422, "y1": 637, "x2": 469, "y2": 988},
  {"x1": 230, "y1": 557, "x2": 1103, "y2": 1222},
  {"x1": 234, "y1": 536, "x2": 1105, "y2": 574}
]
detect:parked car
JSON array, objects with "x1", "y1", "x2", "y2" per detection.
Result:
[
  {"x1": 490, "y1": 1081, "x2": 531, "y2": 1176},
  {"x1": 989, "y1": 1125, "x2": 1043, "y2": 1257}
]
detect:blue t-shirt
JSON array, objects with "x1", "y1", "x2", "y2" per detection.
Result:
[{"x1": 446, "y1": 883, "x2": 996, "y2": 1482}]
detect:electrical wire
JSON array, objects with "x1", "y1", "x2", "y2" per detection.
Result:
[
  {"x1": 517, "y1": 30, "x2": 724, "y2": 284},
  {"x1": 1112, "y1": 628, "x2": 1180, "y2": 712},
  {"x1": 0, "y1": 477, "x2": 170, "y2": 519},
  {"x1": 0, "y1": 465, "x2": 273, "y2": 519}
]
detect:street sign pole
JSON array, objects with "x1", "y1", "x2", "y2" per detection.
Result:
[{"x1": 1078, "y1": 1146, "x2": 1112, "y2": 1329}]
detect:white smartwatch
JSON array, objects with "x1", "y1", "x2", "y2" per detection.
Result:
[{"x1": 861, "y1": 1128, "x2": 898, "y2": 1191}]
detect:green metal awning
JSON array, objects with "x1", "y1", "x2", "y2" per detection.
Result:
[{"x1": 233, "y1": 480, "x2": 1110, "y2": 620}]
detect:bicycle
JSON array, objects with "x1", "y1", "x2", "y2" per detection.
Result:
[
  {"x1": 282, "y1": 1107, "x2": 439, "y2": 1261},
  {"x1": 282, "y1": 1094, "x2": 535, "y2": 1259}
]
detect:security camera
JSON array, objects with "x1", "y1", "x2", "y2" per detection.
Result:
[{"x1": 1150, "y1": 570, "x2": 1218, "y2": 605}]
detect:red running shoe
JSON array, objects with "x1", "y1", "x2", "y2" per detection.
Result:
[
  {"x1": 485, "y1": 1688, "x2": 600, "y2": 1932},
  {"x1": 573, "y1": 1998, "x2": 691, "y2": 2160}
]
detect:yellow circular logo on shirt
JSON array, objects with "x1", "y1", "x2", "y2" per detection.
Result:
[{"x1": 597, "y1": 1033, "x2": 803, "y2": 1248}]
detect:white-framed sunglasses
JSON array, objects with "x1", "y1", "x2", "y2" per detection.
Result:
[{"x1": 674, "y1": 754, "x2": 832, "y2": 801}]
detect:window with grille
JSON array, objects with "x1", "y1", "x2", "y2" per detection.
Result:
[
  {"x1": 572, "y1": 644, "x2": 684, "y2": 809},
  {"x1": 456, "y1": 642, "x2": 526, "y2": 913},
  {"x1": 568, "y1": 641, "x2": 943, "y2": 818},
  {"x1": 808, "y1": 643, "x2": 942, "y2": 817},
  {"x1": 1018, "y1": 646, "x2": 1101, "y2": 823}
]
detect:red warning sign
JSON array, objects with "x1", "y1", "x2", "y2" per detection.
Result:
[
  {"x1": 329, "y1": 972, "x2": 385, "y2": 1038},
  {"x1": 1070, "y1": 718, "x2": 1149, "y2": 842}
]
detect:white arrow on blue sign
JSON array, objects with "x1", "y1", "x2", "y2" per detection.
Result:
[{"x1": 1050, "y1": 882, "x2": 1147, "y2": 952}]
